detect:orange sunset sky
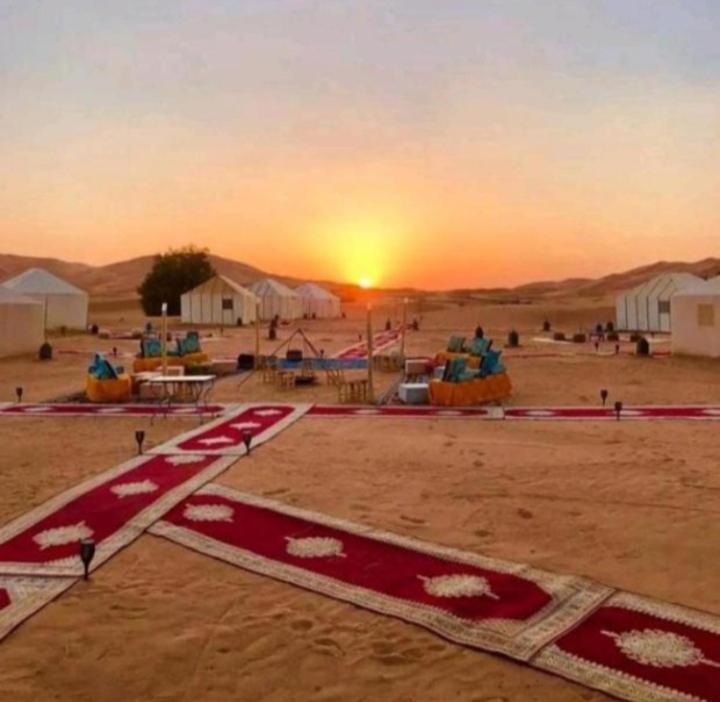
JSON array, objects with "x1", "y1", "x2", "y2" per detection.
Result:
[{"x1": 2, "y1": 1, "x2": 719, "y2": 290}]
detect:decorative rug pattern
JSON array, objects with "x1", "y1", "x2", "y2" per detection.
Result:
[
  {"x1": 0, "y1": 403, "x2": 226, "y2": 417},
  {"x1": 0, "y1": 454, "x2": 236, "y2": 577},
  {"x1": 308, "y1": 405, "x2": 494, "y2": 418},
  {"x1": 533, "y1": 591, "x2": 720, "y2": 702},
  {"x1": 148, "y1": 404, "x2": 310, "y2": 456},
  {"x1": 334, "y1": 329, "x2": 403, "y2": 360},
  {"x1": 505, "y1": 406, "x2": 720, "y2": 421},
  {"x1": 150, "y1": 485, "x2": 611, "y2": 660},
  {"x1": 0, "y1": 575, "x2": 76, "y2": 642}
]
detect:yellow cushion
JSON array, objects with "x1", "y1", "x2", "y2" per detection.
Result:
[{"x1": 86, "y1": 374, "x2": 132, "y2": 403}]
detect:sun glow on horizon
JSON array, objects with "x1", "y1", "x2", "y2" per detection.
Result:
[{"x1": 358, "y1": 277, "x2": 372, "y2": 289}]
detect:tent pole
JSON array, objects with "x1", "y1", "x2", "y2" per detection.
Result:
[
  {"x1": 254, "y1": 300, "x2": 261, "y2": 368},
  {"x1": 367, "y1": 303, "x2": 375, "y2": 403},
  {"x1": 401, "y1": 296, "x2": 408, "y2": 359},
  {"x1": 161, "y1": 302, "x2": 168, "y2": 376}
]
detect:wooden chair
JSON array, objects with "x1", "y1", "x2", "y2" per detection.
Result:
[
  {"x1": 338, "y1": 378, "x2": 369, "y2": 403},
  {"x1": 326, "y1": 368, "x2": 345, "y2": 386}
]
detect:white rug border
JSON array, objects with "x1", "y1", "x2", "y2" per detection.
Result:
[{"x1": 0, "y1": 575, "x2": 77, "y2": 643}]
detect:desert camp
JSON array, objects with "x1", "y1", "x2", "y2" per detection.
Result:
[
  {"x1": 1, "y1": 267, "x2": 89, "y2": 331},
  {"x1": 180, "y1": 274, "x2": 258, "y2": 326},
  {"x1": 2, "y1": 4, "x2": 720, "y2": 702},
  {"x1": 250, "y1": 278, "x2": 303, "y2": 321}
]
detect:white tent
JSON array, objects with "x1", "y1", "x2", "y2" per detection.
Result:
[
  {"x1": 671, "y1": 281, "x2": 720, "y2": 358},
  {"x1": 249, "y1": 278, "x2": 302, "y2": 320},
  {"x1": 0, "y1": 288, "x2": 45, "y2": 358},
  {"x1": 180, "y1": 275, "x2": 257, "y2": 326},
  {"x1": 1, "y1": 268, "x2": 88, "y2": 330},
  {"x1": 295, "y1": 283, "x2": 341, "y2": 318},
  {"x1": 615, "y1": 272, "x2": 704, "y2": 333}
]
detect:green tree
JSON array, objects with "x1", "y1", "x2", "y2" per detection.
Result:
[{"x1": 138, "y1": 246, "x2": 215, "y2": 316}]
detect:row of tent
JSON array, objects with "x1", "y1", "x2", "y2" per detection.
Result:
[
  {"x1": 181, "y1": 275, "x2": 341, "y2": 325},
  {"x1": 0, "y1": 268, "x2": 342, "y2": 359}
]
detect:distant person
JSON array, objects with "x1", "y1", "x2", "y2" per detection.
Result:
[{"x1": 475, "y1": 325, "x2": 484, "y2": 339}]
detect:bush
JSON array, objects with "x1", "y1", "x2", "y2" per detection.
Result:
[
  {"x1": 572, "y1": 333, "x2": 587, "y2": 343},
  {"x1": 138, "y1": 246, "x2": 215, "y2": 316},
  {"x1": 542, "y1": 320, "x2": 551, "y2": 332},
  {"x1": 553, "y1": 331, "x2": 566, "y2": 341}
]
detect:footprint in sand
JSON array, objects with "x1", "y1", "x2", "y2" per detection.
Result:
[
  {"x1": 473, "y1": 460, "x2": 484, "y2": 468},
  {"x1": 517, "y1": 508, "x2": 533, "y2": 519},
  {"x1": 290, "y1": 619, "x2": 314, "y2": 632},
  {"x1": 474, "y1": 529, "x2": 493, "y2": 538},
  {"x1": 400, "y1": 515, "x2": 426, "y2": 525}
]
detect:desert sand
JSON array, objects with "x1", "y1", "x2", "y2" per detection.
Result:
[{"x1": 0, "y1": 295, "x2": 718, "y2": 701}]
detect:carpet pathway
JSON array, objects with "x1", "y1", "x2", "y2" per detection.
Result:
[
  {"x1": 2, "y1": 400, "x2": 720, "y2": 700},
  {"x1": 151, "y1": 485, "x2": 720, "y2": 702},
  {"x1": 0, "y1": 404, "x2": 308, "y2": 642}
]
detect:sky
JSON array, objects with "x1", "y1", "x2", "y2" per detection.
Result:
[{"x1": 1, "y1": 0, "x2": 719, "y2": 289}]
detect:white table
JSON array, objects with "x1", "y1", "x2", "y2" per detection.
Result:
[{"x1": 146, "y1": 375, "x2": 216, "y2": 417}]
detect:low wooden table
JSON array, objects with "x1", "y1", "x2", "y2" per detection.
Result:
[{"x1": 146, "y1": 375, "x2": 216, "y2": 418}]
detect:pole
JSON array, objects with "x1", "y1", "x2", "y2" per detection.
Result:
[
  {"x1": 161, "y1": 302, "x2": 168, "y2": 376},
  {"x1": 367, "y1": 303, "x2": 375, "y2": 402},
  {"x1": 254, "y1": 300, "x2": 261, "y2": 368},
  {"x1": 401, "y1": 297, "x2": 408, "y2": 359}
]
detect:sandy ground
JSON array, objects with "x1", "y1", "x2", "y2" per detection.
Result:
[
  {"x1": 0, "y1": 295, "x2": 718, "y2": 700},
  {"x1": 0, "y1": 412, "x2": 719, "y2": 700}
]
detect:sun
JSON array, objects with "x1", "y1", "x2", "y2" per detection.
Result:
[{"x1": 358, "y1": 277, "x2": 372, "y2": 289}]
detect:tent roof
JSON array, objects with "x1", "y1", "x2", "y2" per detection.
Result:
[
  {"x1": 250, "y1": 278, "x2": 299, "y2": 298},
  {"x1": 619, "y1": 272, "x2": 704, "y2": 299},
  {"x1": 0, "y1": 287, "x2": 43, "y2": 306},
  {"x1": 1, "y1": 267, "x2": 87, "y2": 296},
  {"x1": 185, "y1": 274, "x2": 257, "y2": 298},
  {"x1": 295, "y1": 282, "x2": 340, "y2": 301}
]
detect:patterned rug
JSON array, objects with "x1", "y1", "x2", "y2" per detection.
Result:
[
  {"x1": 150, "y1": 485, "x2": 610, "y2": 660},
  {"x1": 334, "y1": 328, "x2": 403, "y2": 360},
  {"x1": 505, "y1": 406, "x2": 720, "y2": 421},
  {"x1": 535, "y1": 592, "x2": 720, "y2": 702},
  {"x1": 0, "y1": 403, "x2": 226, "y2": 417},
  {"x1": 308, "y1": 405, "x2": 496, "y2": 418},
  {"x1": 0, "y1": 453, "x2": 236, "y2": 577},
  {"x1": 148, "y1": 403, "x2": 310, "y2": 455}
]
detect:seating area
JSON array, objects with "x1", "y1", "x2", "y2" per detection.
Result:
[
  {"x1": 132, "y1": 331, "x2": 210, "y2": 373},
  {"x1": 86, "y1": 353, "x2": 131, "y2": 403},
  {"x1": 395, "y1": 331, "x2": 512, "y2": 407}
]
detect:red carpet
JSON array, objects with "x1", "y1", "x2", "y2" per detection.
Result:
[
  {"x1": 0, "y1": 403, "x2": 225, "y2": 417},
  {"x1": 151, "y1": 485, "x2": 610, "y2": 660},
  {"x1": 308, "y1": 405, "x2": 494, "y2": 418},
  {"x1": 0, "y1": 453, "x2": 235, "y2": 577},
  {"x1": 535, "y1": 592, "x2": 720, "y2": 702},
  {"x1": 149, "y1": 404, "x2": 310, "y2": 456},
  {"x1": 334, "y1": 328, "x2": 403, "y2": 360},
  {"x1": 506, "y1": 406, "x2": 720, "y2": 421}
]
